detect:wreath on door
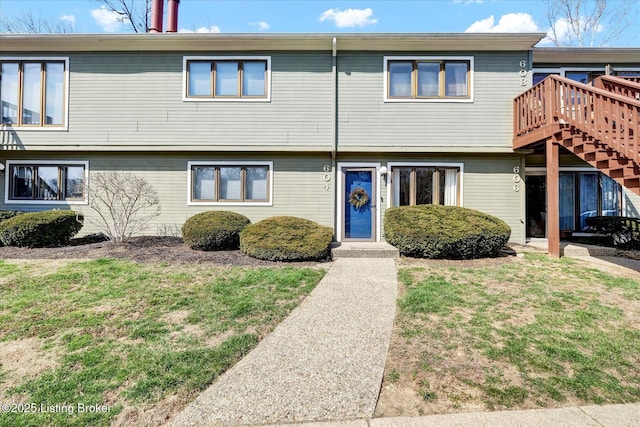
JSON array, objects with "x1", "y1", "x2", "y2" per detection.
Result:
[{"x1": 348, "y1": 187, "x2": 370, "y2": 209}]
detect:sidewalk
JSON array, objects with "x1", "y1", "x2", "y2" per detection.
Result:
[
  {"x1": 265, "y1": 403, "x2": 640, "y2": 426},
  {"x1": 168, "y1": 258, "x2": 398, "y2": 426}
]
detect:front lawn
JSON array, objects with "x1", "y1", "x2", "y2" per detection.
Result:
[
  {"x1": 376, "y1": 253, "x2": 640, "y2": 416},
  {"x1": 0, "y1": 259, "x2": 325, "y2": 427}
]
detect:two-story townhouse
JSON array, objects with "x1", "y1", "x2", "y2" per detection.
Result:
[{"x1": 1, "y1": 33, "x2": 639, "y2": 248}]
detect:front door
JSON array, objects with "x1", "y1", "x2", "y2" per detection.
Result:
[{"x1": 342, "y1": 167, "x2": 376, "y2": 241}]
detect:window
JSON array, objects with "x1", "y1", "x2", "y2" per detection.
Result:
[
  {"x1": 6, "y1": 161, "x2": 87, "y2": 203},
  {"x1": 559, "y1": 172, "x2": 621, "y2": 232},
  {"x1": 189, "y1": 162, "x2": 272, "y2": 204},
  {"x1": 384, "y1": 56, "x2": 473, "y2": 102},
  {"x1": 183, "y1": 56, "x2": 271, "y2": 101},
  {"x1": 0, "y1": 58, "x2": 68, "y2": 127},
  {"x1": 391, "y1": 165, "x2": 461, "y2": 207}
]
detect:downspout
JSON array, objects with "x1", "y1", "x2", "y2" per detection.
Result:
[
  {"x1": 331, "y1": 37, "x2": 338, "y2": 242},
  {"x1": 149, "y1": 0, "x2": 163, "y2": 33}
]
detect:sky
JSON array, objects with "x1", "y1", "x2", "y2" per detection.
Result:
[{"x1": 1, "y1": 0, "x2": 639, "y2": 46}]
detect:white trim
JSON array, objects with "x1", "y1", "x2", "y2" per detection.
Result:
[
  {"x1": 385, "y1": 162, "x2": 465, "y2": 209},
  {"x1": 182, "y1": 56, "x2": 271, "y2": 102},
  {"x1": 525, "y1": 166, "x2": 598, "y2": 174},
  {"x1": 186, "y1": 160, "x2": 274, "y2": 206},
  {"x1": 0, "y1": 56, "x2": 70, "y2": 131},
  {"x1": 383, "y1": 56, "x2": 474, "y2": 103},
  {"x1": 336, "y1": 162, "x2": 381, "y2": 242},
  {"x1": 4, "y1": 160, "x2": 89, "y2": 205}
]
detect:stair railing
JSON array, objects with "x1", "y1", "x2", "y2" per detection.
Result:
[{"x1": 515, "y1": 75, "x2": 640, "y2": 164}]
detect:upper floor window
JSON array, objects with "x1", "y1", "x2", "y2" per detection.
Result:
[
  {"x1": 384, "y1": 56, "x2": 473, "y2": 102},
  {"x1": 183, "y1": 56, "x2": 271, "y2": 101},
  {"x1": 5, "y1": 161, "x2": 87, "y2": 204},
  {"x1": 0, "y1": 58, "x2": 68, "y2": 128}
]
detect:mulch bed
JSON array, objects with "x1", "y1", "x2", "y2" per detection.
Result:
[{"x1": 0, "y1": 236, "x2": 328, "y2": 267}]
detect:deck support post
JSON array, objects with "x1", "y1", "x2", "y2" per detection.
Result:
[{"x1": 546, "y1": 138, "x2": 560, "y2": 258}]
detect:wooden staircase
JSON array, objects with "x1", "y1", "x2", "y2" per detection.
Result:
[{"x1": 513, "y1": 75, "x2": 640, "y2": 195}]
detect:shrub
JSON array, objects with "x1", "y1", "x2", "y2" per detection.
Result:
[
  {"x1": 182, "y1": 211, "x2": 251, "y2": 251},
  {"x1": 87, "y1": 171, "x2": 160, "y2": 244},
  {"x1": 240, "y1": 216, "x2": 333, "y2": 261},
  {"x1": 0, "y1": 211, "x2": 23, "y2": 222},
  {"x1": 384, "y1": 205, "x2": 511, "y2": 259},
  {"x1": 0, "y1": 210, "x2": 84, "y2": 248},
  {"x1": 586, "y1": 216, "x2": 640, "y2": 250}
]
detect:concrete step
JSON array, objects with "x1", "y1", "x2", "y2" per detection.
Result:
[{"x1": 331, "y1": 242, "x2": 399, "y2": 259}]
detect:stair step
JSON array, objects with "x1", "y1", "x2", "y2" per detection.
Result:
[{"x1": 331, "y1": 242, "x2": 399, "y2": 259}]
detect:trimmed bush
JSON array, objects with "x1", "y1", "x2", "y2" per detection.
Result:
[
  {"x1": 384, "y1": 205, "x2": 511, "y2": 259},
  {"x1": 0, "y1": 210, "x2": 84, "y2": 248},
  {"x1": 586, "y1": 216, "x2": 640, "y2": 250},
  {"x1": 240, "y1": 216, "x2": 333, "y2": 261},
  {"x1": 182, "y1": 211, "x2": 251, "y2": 251},
  {"x1": 0, "y1": 211, "x2": 23, "y2": 222}
]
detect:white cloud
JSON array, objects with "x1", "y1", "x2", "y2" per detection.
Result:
[
  {"x1": 318, "y1": 8, "x2": 377, "y2": 28},
  {"x1": 60, "y1": 14, "x2": 76, "y2": 27},
  {"x1": 542, "y1": 17, "x2": 604, "y2": 46},
  {"x1": 178, "y1": 26, "x2": 221, "y2": 33},
  {"x1": 250, "y1": 21, "x2": 270, "y2": 31},
  {"x1": 465, "y1": 13, "x2": 540, "y2": 33},
  {"x1": 91, "y1": 6, "x2": 125, "y2": 32}
]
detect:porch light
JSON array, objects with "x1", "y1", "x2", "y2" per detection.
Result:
[{"x1": 379, "y1": 166, "x2": 388, "y2": 175}]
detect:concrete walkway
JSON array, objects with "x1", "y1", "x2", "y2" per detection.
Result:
[
  {"x1": 168, "y1": 258, "x2": 398, "y2": 426},
  {"x1": 265, "y1": 403, "x2": 640, "y2": 426}
]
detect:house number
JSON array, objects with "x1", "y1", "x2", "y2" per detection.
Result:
[
  {"x1": 323, "y1": 165, "x2": 330, "y2": 172},
  {"x1": 323, "y1": 174, "x2": 331, "y2": 182},
  {"x1": 519, "y1": 60, "x2": 527, "y2": 68},
  {"x1": 513, "y1": 184, "x2": 520, "y2": 192},
  {"x1": 324, "y1": 183, "x2": 330, "y2": 191}
]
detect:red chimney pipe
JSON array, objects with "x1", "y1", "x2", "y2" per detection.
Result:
[
  {"x1": 149, "y1": 0, "x2": 164, "y2": 33},
  {"x1": 167, "y1": 0, "x2": 180, "y2": 32}
]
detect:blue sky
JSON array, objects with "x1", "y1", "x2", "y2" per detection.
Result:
[{"x1": 1, "y1": 0, "x2": 639, "y2": 46}]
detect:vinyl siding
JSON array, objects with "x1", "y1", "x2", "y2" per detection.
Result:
[
  {"x1": 0, "y1": 152, "x2": 335, "y2": 237},
  {"x1": 3, "y1": 52, "x2": 333, "y2": 151},
  {"x1": 336, "y1": 52, "x2": 530, "y2": 151}
]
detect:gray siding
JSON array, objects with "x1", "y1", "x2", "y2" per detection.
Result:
[
  {"x1": 3, "y1": 52, "x2": 333, "y2": 151},
  {"x1": 0, "y1": 152, "x2": 335, "y2": 237},
  {"x1": 336, "y1": 52, "x2": 529, "y2": 151}
]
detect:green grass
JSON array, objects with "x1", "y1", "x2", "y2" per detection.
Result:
[
  {"x1": 392, "y1": 253, "x2": 640, "y2": 411},
  {"x1": 0, "y1": 259, "x2": 324, "y2": 427}
]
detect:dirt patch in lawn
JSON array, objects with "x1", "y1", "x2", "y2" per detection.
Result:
[
  {"x1": 0, "y1": 236, "x2": 328, "y2": 267},
  {"x1": 0, "y1": 338, "x2": 58, "y2": 398}
]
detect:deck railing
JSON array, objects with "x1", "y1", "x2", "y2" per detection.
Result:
[
  {"x1": 595, "y1": 75, "x2": 640, "y2": 101},
  {"x1": 514, "y1": 75, "x2": 640, "y2": 164}
]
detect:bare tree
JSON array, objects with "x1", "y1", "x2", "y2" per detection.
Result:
[
  {"x1": 0, "y1": 11, "x2": 74, "y2": 33},
  {"x1": 101, "y1": 0, "x2": 152, "y2": 33},
  {"x1": 87, "y1": 171, "x2": 161, "y2": 244},
  {"x1": 545, "y1": 0, "x2": 638, "y2": 46}
]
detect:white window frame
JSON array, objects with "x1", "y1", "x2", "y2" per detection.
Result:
[
  {"x1": 0, "y1": 56, "x2": 70, "y2": 131},
  {"x1": 386, "y1": 162, "x2": 464, "y2": 208},
  {"x1": 383, "y1": 56, "x2": 474, "y2": 103},
  {"x1": 187, "y1": 160, "x2": 273, "y2": 206},
  {"x1": 4, "y1": 160, "x2": 89, "y2": 205},
  {"x1": 182, "y1": 56, "x2": 272, "y2": 102}
]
